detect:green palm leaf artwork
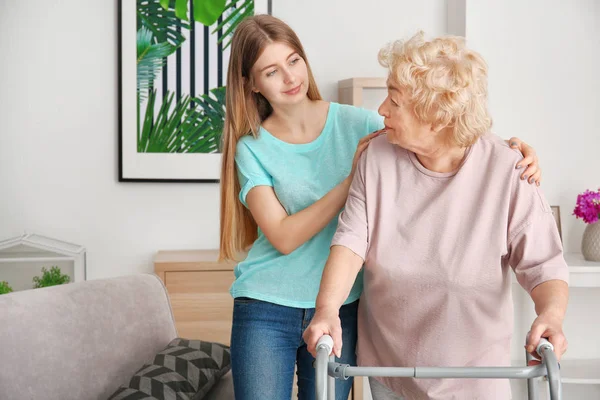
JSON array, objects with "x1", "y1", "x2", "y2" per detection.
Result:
[
  {"x1": 159, "y1": 0, "x2": 227, "y2": 26},
  {"x1": 137, "y1": 0, "x2": 189, "y2": 48},
  {"x1": 139, "y1": 89, "x2": 221, "y2": 153},
  {"x1": 213, "y1": 0, "x2": 254, "y2": 50},
  {"x1": 137, "y1": 27, "x2": 173, "y2": 101},
  {"x1": 134, "y1": 0, "x2": 254, "y2": 155},
  {"x1": 194, "y1": 86, "x2": 226, "y2": 144}
]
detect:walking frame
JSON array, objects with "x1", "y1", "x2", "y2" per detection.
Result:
[{"x1": 315, "y1": 335, "x2": 562, "y2": 399}]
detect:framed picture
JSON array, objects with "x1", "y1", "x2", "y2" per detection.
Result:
[
  {"x1": 550, "y1": 205, "x2": 562, "y2": 241},
  {"x1": 118, "y1": 0, "x2": 271, "y2": 182}
]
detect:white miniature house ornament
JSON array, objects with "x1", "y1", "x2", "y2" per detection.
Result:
[{"x1": 0, "y1": 233, "x2": 86, "y2": 293}]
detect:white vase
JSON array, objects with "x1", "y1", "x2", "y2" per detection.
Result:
[{"x1": 582, "y1": 221, "x2": 600, "y2": 262}]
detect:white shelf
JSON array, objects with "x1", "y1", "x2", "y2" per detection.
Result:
[
  {"x1": 564, "y1": 252, "x2": 600, "y2": 267},
  {"x1": 564, "y1": 252, "x2": 600, "y2": 288},
  {"x1": 559, "y1": 359, "x2": 600, "y2": 385},
  {"x1": 512, "y1": 358, "x2": 600, "y2": 385}
]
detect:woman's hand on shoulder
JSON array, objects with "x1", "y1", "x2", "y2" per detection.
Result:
[
  {"x1": 507, "y1": 137, "x2": 541, "y2": 186},
  {"x1": 349, "y1": 129, "x2": 386, "y2": 181}
]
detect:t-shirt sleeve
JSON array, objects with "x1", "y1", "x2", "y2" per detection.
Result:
[
  {"x1": 506, "y1": 180, "x2": 569, "y2": 293},
  {"x1": 235, "y1": 140, "x2": 273, "y2": 208},
  {"x1": 331, "y1": 151, "x2": 369, "y2": 260}
]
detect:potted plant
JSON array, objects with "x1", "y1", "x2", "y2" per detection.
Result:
[
  {"x1": 33, "y1": 266, "x2": 71, "y2": 288},
  {"x1": 573, "y1": 188, "x2": 600, "y2": 261},
  {"x1": 0, "y1": 281, "x2": 13, "y2": 294}
]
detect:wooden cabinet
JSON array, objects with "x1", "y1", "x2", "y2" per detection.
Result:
[
  {"x1": 154, "y1": 250, "x2": 235, "y2": 346},
  {"x1": 338, "y1": 77, "x2": 386, "y2": 110},
  {"x1": 155, "y1": 249, "x2": 361, "y2": 399}
]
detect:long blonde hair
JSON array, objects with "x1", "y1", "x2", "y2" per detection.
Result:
[{"x1": 219, "y1": 15, "x2": 322, "y2": 261}]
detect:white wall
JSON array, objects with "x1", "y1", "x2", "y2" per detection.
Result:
[
  {"x1": 464, "y1": 0, "x2": 600, "y2": 255},
  {"x1": 1, "y1": 1, "x2": 598, "y2": 397},
  {"x1": 0, "y1": 0, "x2": 448, "y2": 281},
  {"x1": 4, "y1": 0, "x2": 594, "y2": 278},
  {"x1": 274, "y1": 1, "x2": 600, "y2": 399},
  {"x1": 274, "y1": 0, "x2": 448, "y2": 103},
  {"x1": 277, "y1": 0, "x2": 600, "y2": 254},
  {"x1": 0, "y1": 1, "x2": 221, "y2": 280},
  {"x1": 463, "y1": 3, "x2": 600, "y2": 399}
]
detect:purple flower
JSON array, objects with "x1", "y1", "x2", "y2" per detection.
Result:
[{"x1": 573, "y1": 188, "x2": 600, "y2": 224}]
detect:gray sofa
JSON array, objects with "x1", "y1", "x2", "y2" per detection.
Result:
[{"x1": 0, "y1": 273, "x2": 234, "y2": 400}]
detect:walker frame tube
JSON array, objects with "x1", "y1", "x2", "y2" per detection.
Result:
[{"x1": 314, "y1": 336, "x2": 561, "y2": 400}]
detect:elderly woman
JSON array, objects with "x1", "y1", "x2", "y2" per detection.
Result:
[{"x1": 303, "y1": 32, "x2": 569, "y2": 400}]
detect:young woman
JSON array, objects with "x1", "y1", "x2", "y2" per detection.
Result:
[{"x1": 218, "y1": 15, "x2": 542, "y2": 400}]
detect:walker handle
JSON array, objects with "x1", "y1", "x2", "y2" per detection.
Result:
[
  {"x1": 536, "y1": 337, "x2": 554, "y2": 355},
  {"x1": 316, "y1": 335, "x2": 334, "y2": 355},
  {"x1": 315, "y1": 335, "x2": 335, "y2": 400}
]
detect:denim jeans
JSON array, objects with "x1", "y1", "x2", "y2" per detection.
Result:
[{"x1": 230, "y1": 297, "x2": 359, "y2": 400}]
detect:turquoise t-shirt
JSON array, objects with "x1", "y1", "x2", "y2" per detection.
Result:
[{"x1": 231, "y1": 102, "x2": 384, "y2": 308}]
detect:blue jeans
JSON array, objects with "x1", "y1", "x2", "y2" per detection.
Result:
[{"x1": 230, "y1": 297, "x2": 358, "y2": 400}]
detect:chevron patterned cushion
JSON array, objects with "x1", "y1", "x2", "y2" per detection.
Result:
[{"x1": 108, "y1": 338, "x2": 231, "y2": 400}]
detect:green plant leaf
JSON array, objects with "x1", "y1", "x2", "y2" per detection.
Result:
[
  {"x1": 175, "y1": 0, "x2": 189, "y2": 21},
  {"x1": 213, "y1": 0, "x2": 254, "y2": 49},
  {"x1": 193, "y1": 86, "x2": 226, "y2": 149},
  {"x1": 0, "y1": 281, "x2": 13, "y2": 295},
  {"x1": 137, "y1": 0, "x2": 189, "y2": 48},
  {"x1": 138, "y1": 89, "x2": 220, "y2": 153},
  {"x1": 193, "y1": 0, "x2": 227, "y2": 26},
  {"x1": 187, "y1": 123, "x2": 221, "y2": 153},
  {"x1": 32, "y1": 266, "x2": 70, "y2": 289},
  {"x1": 193, "y1": 86, "x2": 226, "y2": 151},
  {"x1": 137, "y1": 27, "x2": 174, "y2": 101},
  {"x1": 159, "y1": 0, "x2": 169, "y2": 9}
]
